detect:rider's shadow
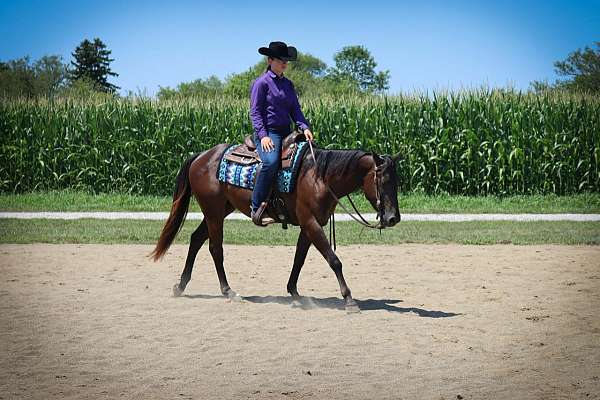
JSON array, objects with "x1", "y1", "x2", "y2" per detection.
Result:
[{"x1": 183, "y1": 294, "x2": 461, "y2": 317}]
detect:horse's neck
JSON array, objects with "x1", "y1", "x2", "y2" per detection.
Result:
[{"x1": 323, "y1": 152, "x2": 371, "y2": 198}]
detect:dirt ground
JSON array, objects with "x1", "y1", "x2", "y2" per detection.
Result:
[{"x1": 1, "y1": 243, "x2": 599, "y2": 400}]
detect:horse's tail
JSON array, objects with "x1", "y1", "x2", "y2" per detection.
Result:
[{"x1": 150, "y1": 153, "x2": 199, "y2": 261}]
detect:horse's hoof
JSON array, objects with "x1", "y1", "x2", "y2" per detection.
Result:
[
  {"x1": 230, "y1": 294, "x2": 243, "y2": 303},
  {"x1": 173, "y1": 284, "x2": 184, "y2": 297},
  {"x1": 345, "y1": 301, "x2": 361, "y2": 314},
  {"x1": 225, "y1": 290, "x2": 243, "y2": 302},
  {"x1": 291, "y1": 298, "x2": 303, "y2": 308}
]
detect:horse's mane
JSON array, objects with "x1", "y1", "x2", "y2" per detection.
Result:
[{"x1": 300, "y1": 147, "x2": 371, "y2": 181}]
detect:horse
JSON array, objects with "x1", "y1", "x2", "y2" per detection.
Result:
[{"x1": 151, "y1": 135, "x2": 401, "y2": 312}]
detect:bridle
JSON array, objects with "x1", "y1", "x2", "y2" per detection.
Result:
[
  {"x1": 307, "y1": 140, "x2": 385, "y2": 231},
  {"x1": 346, "y1": 158, "x2": 385, "y2": 228}
]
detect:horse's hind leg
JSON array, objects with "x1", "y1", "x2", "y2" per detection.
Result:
[
  {"x1": 204, "y1": 204, "x2": 240, "y2": 301},
  {"x1": 173, "y1": 219, "x2": 209, "y2": 297},
  {"x1": 287, "y1": 229, "x2": 311, "y2": 298}
]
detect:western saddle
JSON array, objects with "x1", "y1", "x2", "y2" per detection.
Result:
[
  {"x1": 222, "y1": 128, "x2": 307, "y2": 168},
  {"x1": 222, "y1": 128, "x2": 308, "y2": 229}
]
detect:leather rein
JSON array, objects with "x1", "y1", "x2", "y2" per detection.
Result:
[{"x1": 306, "y1": 140, "x2": 384, "y2": 248}]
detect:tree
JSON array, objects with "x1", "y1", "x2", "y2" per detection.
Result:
[
  {"x1": 0, "y1": 55, "x2": 68, "y2": 98},
  {"x1": 554, "y1": 41, "x2": 599, "y2": 92},
  {"x1": 531, "y1": 42, "x2": 600, "y2": 93},
  {"x1": 328, "y1": 45, "x2": 390, "y2": 93},
  {"x1": 0, "y1": 57, "x2": 34, "y2": 98},
  {"x1": 69, "y1": 38, "x2": 120, "y2": 94},
  {"x1": 33, "y1": 55, "x2": 68, "y2": 96},
  {"x1": 221, "y1": 52, "x2": 335, "y2": 99},
  {"x1": 223, "y1": 66, "x2": 260, "y2": 99},
  {"x1": 157, "y1": 75, "x2": 224, "y2": 100},
  {"x1": 289, "y1": 53, "x2": 327, "y2": 77},
  {"x1": 157, "y1": 47, "x2": 389, "y2": 100},
  {"x1": 58, "y1": 76, "x2": 105, "y2": 99}
]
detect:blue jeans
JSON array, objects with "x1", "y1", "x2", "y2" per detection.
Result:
[{"x1": 251, "y1": 130, "x2": 284, "y2": 212}]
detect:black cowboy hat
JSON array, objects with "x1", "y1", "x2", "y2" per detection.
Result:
[{"x1": 258, "y1": 41, "x2": 298, "y2": 61}]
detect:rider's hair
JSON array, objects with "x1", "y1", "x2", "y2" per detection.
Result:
[{"x1": 265, "y1": 57, "x2": 272, "y2": 72}]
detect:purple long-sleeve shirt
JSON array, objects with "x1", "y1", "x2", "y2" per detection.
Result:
[{"x1": 249, "y1": 69, "x2": 310, "y2": 140}]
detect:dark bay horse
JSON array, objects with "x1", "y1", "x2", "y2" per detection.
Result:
[{"x1": 151, "y1": 139, "x2": 401, "y2": 312}]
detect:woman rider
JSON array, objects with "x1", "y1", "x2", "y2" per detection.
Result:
[{"x1": 249, "y1": 41, "x2": 314, "y2": 226}]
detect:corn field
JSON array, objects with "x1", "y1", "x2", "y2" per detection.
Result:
[{"x1": 1, "y1": 90, "x2": 599, "y2": 195}]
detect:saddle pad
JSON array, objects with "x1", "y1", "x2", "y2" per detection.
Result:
[{"x1": 217, "y1": 141, "x2": 309, "y2": 193}]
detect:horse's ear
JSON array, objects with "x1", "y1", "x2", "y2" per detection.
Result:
[{"x1": 390, "y1": 151, "x2": 403, "y2": 163}]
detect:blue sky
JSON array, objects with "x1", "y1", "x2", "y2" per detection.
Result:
[{"x1": 1, "y1": 0, "x2": 598, "y2": 96}]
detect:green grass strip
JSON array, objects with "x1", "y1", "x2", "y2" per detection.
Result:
[
  {"x1": 1, "y1": 191, "x2": 599, "y2": 213},
  {"x1": 1, "y1": 219, "x2": 598, "y2": 245}
]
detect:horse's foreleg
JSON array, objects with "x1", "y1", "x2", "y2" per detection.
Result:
[
  {"x1": 302, "y1": 219, "x2": 359, "y2": 312},
  {"x1": 173, "y1": 219, "x2": 209, "y2": 297},
  {"x1": 287, "y1": 229, "x2": 311, "y2": 298}
]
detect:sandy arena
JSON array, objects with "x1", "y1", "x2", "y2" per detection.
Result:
[{"x1": 1, "y1": 244, "x2": 599, "y2": 399}]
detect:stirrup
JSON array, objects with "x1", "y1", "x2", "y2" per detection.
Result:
[{"x1": 251, "y1": 203, "x2": 275, "y2": 227}]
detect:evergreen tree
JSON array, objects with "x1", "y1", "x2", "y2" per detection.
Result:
[{"x1": 69, "y1": 38, "x2": 120, "y2": 93}]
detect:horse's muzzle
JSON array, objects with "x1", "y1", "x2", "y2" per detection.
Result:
[{"x1": 382, "y1": 212, "x2": 400, "y2": 227}]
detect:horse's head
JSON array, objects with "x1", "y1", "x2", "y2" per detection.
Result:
[{"x1": 361, "y1": 152, "x2": 401, "y2": 228}]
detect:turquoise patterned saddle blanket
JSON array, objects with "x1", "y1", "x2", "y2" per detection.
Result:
[{"x1": 217, "y1": 141, "x2": 309, "y2": 192}]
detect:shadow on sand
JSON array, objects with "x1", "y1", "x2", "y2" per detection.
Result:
[{"x1": 182, "y1": 293, "x2": 460, "y2": 317}]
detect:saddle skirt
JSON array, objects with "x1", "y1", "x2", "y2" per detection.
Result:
[{"x1": 216, "y1": 130, "x2": 309, "y2": 193}]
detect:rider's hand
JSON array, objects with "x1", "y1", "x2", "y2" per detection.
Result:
[
  {"x1": 303, "y1": 128, "x2": 314, "y2": 141},
  {"x1": 261, "y1": 136, "x2": 274, "y2": 152}
]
